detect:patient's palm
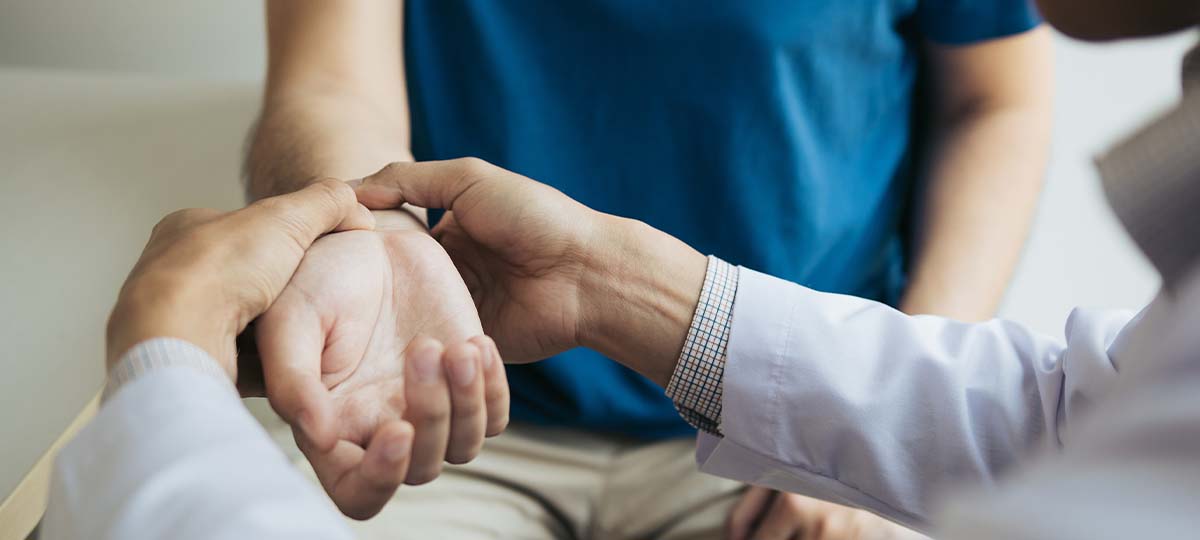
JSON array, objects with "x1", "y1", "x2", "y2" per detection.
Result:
[{"x1": 259, "y1": 227, "x2": 482, "y2": 446}]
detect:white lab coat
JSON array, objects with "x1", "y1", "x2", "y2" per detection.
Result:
[
  {"x1": 699, "y1": 268, "x2": 1200, "y2": 538},
  {"x1": 41, "y1": 340, "x2": 353, "y2": 540}
]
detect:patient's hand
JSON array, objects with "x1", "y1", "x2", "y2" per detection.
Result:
[{"x1": 257, "y1": 211, "x2": 509, "y2": 519}]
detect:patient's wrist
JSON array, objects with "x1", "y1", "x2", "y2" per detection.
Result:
[{"x1": 373, "y1": 207, "x2": 428, "y2": 232}]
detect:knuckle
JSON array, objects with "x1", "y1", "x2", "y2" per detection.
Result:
[
  {"x1": 316, "y1": 177, "x2": 355, "y2": 204},
  {"x1": 380, "y1": 161, "x2": 407, "y2": 175},
  {"x1": 452, "y1": 399, "x2": 484, "y2": 420},
  {"x1": 454, "y1": 157, "x2": 494, "y2": 181},
  {"x1": 423, "y1": 407, "x2": 451, "y2": 424},
  {"x1": 251, "y1": 199, "x2": 314, "y2": 249},
  {"x1": 455, "y1": 156, "x2": 490, "y2": 171},
  {"x1": 411, "y1": 401, "x2": 451, "y2": 425},
  {"x1": 300, "y1": 180, "x2": 344, "y2": 216},
  {"x1": 154, "y1": 208, "x2": 209, "y2": 236},
  {"x1": 157, "y1": 208, "x2": 193, "y2": 228},
  {"x1": 386, "y1": 392, "x2": 409, "y2": 418}
]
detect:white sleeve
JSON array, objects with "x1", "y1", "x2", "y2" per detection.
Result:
[
  {"x1": 41, "y1": 339, "x2": 352, "y2": 540},
  {"x1": 696, "y1": 268, "x2": 1141, "y2": 532},
  {"x1": 935, "y1": 281, "x2": 1200, "y2": 540}
]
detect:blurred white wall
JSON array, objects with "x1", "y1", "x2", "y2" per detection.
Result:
[
  {"x1": 0, "y1": 1, "x2": 1192, "y2": 331},
  {"x1": 999, "y1": 33, "x2": 1194, "y2": 332},
  {"x1": 0, "y1": 0, "x2": 265, "y2": 80}
]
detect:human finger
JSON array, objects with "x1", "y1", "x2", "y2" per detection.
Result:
[
  {"x1": 401, "y1": 336, "x2": 451, "y2": 485},
  {"x1": 470, "y1": 335, "x2": 509, "y2": 437},
  {"x1": 297, "y1": 421, "x2": 414, "y2": 521},
  {"x1": 241, "y1": 178, "x2": 375, "y2": 250},
  {"x1": 257, "y1": 305, "x2": 338, "y2": 451},
  {"x1": 442, "y1": 341, "x2": 486, "y2": 464},
  {"x1": 354, "y1": 158, "x2": 510, "y2": 212}
]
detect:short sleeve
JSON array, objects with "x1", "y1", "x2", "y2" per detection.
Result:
[{"x1": 917, "y1": 0, "x2": 1041, "y2": 45}]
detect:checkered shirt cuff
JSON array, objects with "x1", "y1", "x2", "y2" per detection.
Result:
[{"x1": 665, "y1": 256, "x2": 739, "y2": 435}]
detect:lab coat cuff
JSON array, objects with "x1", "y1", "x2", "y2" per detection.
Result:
[
  {"x1": 716, "y1": 267, "x2": 800, "y2": 458},
  {"x1": 104, "y1": 338, "x2": 233, "y2": 402}
]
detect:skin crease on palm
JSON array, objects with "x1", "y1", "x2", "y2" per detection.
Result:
[{"x1": 257, "y1": 212, "x2": 484, "y2": 453}]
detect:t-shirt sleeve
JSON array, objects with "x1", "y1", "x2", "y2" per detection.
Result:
[{"x1": 917, "y1": 0, "x2": 1042, "y2": 45}]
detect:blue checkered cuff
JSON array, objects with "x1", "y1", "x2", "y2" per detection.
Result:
[{"x1": 665, "y1": 256, "x2": 738, "y2": 435}]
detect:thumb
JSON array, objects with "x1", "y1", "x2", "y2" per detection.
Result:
[
  {"x1": 353, "y1": 158, "x2": 505, "y2": 212},
  {"x1": 225, "y1": 179, "x2": 375, "y2": 324},
  {"x1": 257, "y1": 306, "x2": 337, "y2": 451},
  {"x1": 244, "y1": 178, "x2": 376, "y2": 247}
]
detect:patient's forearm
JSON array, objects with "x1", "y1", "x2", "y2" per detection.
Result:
[
  {"x1": 249, "y1": 0, "x2": 412, "y2": 202},
  {"x1": 245, "y1": 93, "x2": 412, "y2": 198},
  {"x1": 244, "y1": 92, "x2": 423, "y2": 229}
]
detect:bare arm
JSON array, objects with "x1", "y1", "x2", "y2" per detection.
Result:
[
  {"x1": 244, "y1": 2, "x2": 509, "y2": 509},
  {"x1": 901, "y1": 28, "x2": 1054, "y2": 321},
  {"x1": 245, "y1": 0, "x2": 421, "y2": 225}
]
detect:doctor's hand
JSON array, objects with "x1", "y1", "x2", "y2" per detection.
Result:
[
  {"x1": 256, "y1": 209, "x2": 509, "y2": 520},
  {"x1": 355, "y1": 159, "x2": 708, "y2": 386},
  {"x1": 107, "y1": 179, "x2": 373, "y2": 379}
]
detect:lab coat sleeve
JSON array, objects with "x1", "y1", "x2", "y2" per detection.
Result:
[
  {"x1": 41, "y1": 339, "x2": 353, "y2": 540},
  {"x1": 696, "y1": 268, "x2": 1138, "y2": 531}
]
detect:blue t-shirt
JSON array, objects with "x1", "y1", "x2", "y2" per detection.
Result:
[{"x1": 404, "y1": 1, "x2": 1040, "y2": 439}]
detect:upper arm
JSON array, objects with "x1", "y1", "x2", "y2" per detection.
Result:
[
  {"x1": 924, "y1": 27, "x2": 1054, "y2": 122},
  {"x1": 915, "y1": 0, "x2": 1052, "y2": 120},
  {"x1": 264, "y1": 0, "x2": 406, "y2": 112}
]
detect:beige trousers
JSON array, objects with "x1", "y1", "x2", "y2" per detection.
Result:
[{"x1": 270, "y1": 419, "x2": 744, "y2": 540}]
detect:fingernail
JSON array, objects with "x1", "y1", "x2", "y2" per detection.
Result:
[
  {"x1": 413, "y1": 344, "x2": 442, "y2": 384},
  {"x1": 449, "y1": 349, "x2": 478, "y2": 387}
]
